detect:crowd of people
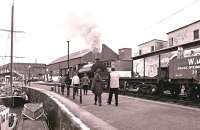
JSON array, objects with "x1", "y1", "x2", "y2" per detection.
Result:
[{"x1": 58, "y1": 67, "x2": 120, "y2": 107}]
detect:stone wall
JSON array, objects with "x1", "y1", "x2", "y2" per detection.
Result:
[
  {"x1": 22, "y1": 86, "x2": 118, "y2": 130},
  {"x1": 22, "y1": 87, "x2": 86, "y2": 130}
]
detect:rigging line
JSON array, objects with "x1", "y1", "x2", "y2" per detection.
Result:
[
  {"x1": 144, "y1": 0, "x2": 200, "y2": 31},
  {"x1": 0, "y1": 56, "x2": 25, "y2": 58},
  {"x1": 3, "y1": 33, "x2": 10, "y2": 65},
  {"x1": 0, "y1": 29, "x2": 25, "y2": 33}
]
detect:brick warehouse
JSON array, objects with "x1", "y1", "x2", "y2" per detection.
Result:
[{"x1": 47, "y1": 44, "x2": 132, "y2": 80}]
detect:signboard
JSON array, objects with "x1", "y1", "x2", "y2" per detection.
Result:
[{"x1": 169, "y1": 55, "x2": 200, "y2": 79}]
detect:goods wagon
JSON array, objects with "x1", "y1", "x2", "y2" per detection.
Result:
[{"x1": 120, "y1": 55, "x2": 200, "y2": 100}]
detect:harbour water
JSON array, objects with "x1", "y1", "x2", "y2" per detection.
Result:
[{"x1": 0, "y1": 83, "x2": 49, "y2": 130}]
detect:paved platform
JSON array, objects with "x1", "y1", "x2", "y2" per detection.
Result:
[{"x1": 31, "y1": 83, "x2": 200, "y2": 130}]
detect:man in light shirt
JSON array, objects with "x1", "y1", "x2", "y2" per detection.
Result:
[
  {"x1": 107, "y1": 68, "x2": 120, "y2": 106},
  {"x1": 71, "y1": 72, "x2": 80, "y2": 99}
]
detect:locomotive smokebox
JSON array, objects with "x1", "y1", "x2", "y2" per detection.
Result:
[{"x1": 91, "y1": 58, "x2": 107, "y2": 73}]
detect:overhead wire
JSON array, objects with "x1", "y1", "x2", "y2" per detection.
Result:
[{"x1": 144, "y1": 0, "x2": 200, "y2": 31}]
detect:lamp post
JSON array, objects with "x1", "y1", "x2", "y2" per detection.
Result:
[
  {"x1": 67, "y1": 40, "x2": 70, "y2": 75},
  {"x1": 67, "y1": 40, "x2": 70, "y2": 96},
  {"x1": 28, "y1": 65, "x2": 31, "y2": 86}
]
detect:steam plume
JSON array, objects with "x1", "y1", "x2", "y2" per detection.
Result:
[{"x1": 67, "y1": 14, "x2": 101, "y2": 54}]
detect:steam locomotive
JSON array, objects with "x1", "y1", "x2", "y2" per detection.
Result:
[{"x1": 78, "y1": 59, "x2": 110, "y2": 89}]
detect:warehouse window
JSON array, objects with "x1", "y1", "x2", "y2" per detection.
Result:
[
  {"x1": 194, "y1": 29, "x2": 199, "y2": 40},
  {"x1": 139, "y1": 50, "x2": 142, "y2": 55},
  {"x1": 169, "y1": 37, "x2": 174, "y2": 46},
  {"x1": 151, "y1": 46, "x2": 155, "y2": 52}
]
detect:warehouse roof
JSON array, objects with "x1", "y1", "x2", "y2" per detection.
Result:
[
  {"x1": 49, "y1": 49, "x2": 91, "y2": 65},
  {"x1": 167, "y1": 20, "x2": 200, "y2": 34},
  {"x1": 133, "y1": 40, "x2": 200, "y2": 60},
  {"x1": 138, "y1": 39, "x2": 167, "y2": 46}
]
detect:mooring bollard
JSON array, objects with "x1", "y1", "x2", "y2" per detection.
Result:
[
  {"x1": 80, "y1": 87, "x2": 82, "y2": 104},
  {"x1": 54, "y1": 83, "x2": 56, "y2": 92},
  {"x1": 51, "y1": 86, "x2": 53, "y2": 91},
  {"x1": 67, "y1": 85, "x2": 70, "y2": 96},
  {"x1": 73, "y1": 87, "x2": 75, "y2": 99},
  {"x1": 58, "y1": 84, "x2": 60, "y2": 94}
]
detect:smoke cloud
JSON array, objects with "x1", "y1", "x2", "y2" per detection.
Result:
[{"x1": 67, "y1": 14, "x2": 101, "y2": 54}]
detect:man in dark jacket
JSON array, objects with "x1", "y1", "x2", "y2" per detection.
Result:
[
  {"x1": 65, "y1": 74, "x2": 71, "y2": 96},
  {"x1": 81, "y1": 73, "x2": 90, "y2": 95},
  {"x1": 59, "y1": 75, "x2": 66, "y2": 95},
  {"x1": 91, "y1": 68, "x2": 103, "y2": 106}
]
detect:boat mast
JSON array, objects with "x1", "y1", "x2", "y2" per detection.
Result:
[{"x1": 10, "y1": 0, "x2": 14, "y2": 96}]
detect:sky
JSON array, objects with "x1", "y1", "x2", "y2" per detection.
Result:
[{"x1": 0, "y1": 0, "x2": 200, "y2": 65}]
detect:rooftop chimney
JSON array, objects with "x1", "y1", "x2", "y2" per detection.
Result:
[{"x1": 119, "y1": 48, "x2": 132, "y2": 60}]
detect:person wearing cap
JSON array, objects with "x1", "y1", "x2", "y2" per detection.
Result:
[
  {"x1": 91, "y1": 68, "x2": 103, "y2": 106},
  {"x1": 59, "y1": 74, "x2": 66, "y2": 95},
  {"x1": 107, "y1": 68, "x2": 120, "y2": 106},
  {"x1": 81, "y1": 73, "x2": 90, "y2": 95}
]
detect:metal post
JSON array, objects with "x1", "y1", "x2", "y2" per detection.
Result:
[
  {"x1": 80, "y1": 87, "x2": 82, "y2": 104},
  {"x1": 143, "y1": 58, "x2": 145, "y2": 77},
  {"x1": 54, "y1": 83, "x2": 57, "y2": 92},
  {"x1": 46, "y1": 68, "x2": 49, "y2": 81},
  {"x1": 67, "y1": 40, "x2": 70, "y2": 96},
  {"x1": 67, "y1": 41, "x2": 70, "y2": 74},
  {"x1": 158, "y1": 54, "x2": 161, "y2": 80},
  {"x1": 58, "y1": 83, "x2": 60, "y2": 93},
  {"x1": 28, "y1": 67, "x2": 30, "y2": 86},
  {"x1": 131, "y1": 58, "x2": 134, "y2": 77},
  {"x1": 73, "y1": 87, "x2": 75, "y2": 99},
  {"x1": 67, "y1": 78, "x2": 70, "y2": 96}
]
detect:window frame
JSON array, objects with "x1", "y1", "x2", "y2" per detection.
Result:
[
  {"x1": 151, "y1": 46, "x2": 155, "y2": 52},
  {"x1": 139, "y1": 50, "x2": 142, "y2": 55},
  {"x1": 193, "y1": 29, "x2": 199, "y2": 40}
]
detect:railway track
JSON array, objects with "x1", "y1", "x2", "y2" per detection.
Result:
[{"x1": 118, "y1": 90, "x2": 200, "y2": 108}]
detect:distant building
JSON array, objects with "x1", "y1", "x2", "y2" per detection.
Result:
[
  {"x1": 111, "y1": 48, "x2": 132, "y2": 71},
  {"x1": 119, "y1": 48, "x2": 132, "y2": 60},
  {"x1": 167, "y1": 20, "x2": 200, "y2": 57},
  {"x1": 137, "y1": 39, "x2": 168, "y2": 55},
  {"x1": 47, "y1": 44, "x2": 118, "y2": 78},
  {"x1": 167, "y1": 20, "x2": 200, "y2": 47},
  {"x1": 133, "y1": 20, "x2": 200, "y2": 77},
  {"x1": 47, "y1": 44, "x2": 132, "y2": 80},
  {"x1": 0, "y1": 63, "x2": 46, "y2": 82}
]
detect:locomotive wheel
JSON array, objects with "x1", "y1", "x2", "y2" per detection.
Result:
[
  {"x1": 170, "y1": 89, "x2": 175, "y2": 96},
  {"x1": 157, "y1": 86, "x2": 164, "y2": 96},
  {"x1": 189, "y1": 86, "x2": 198, "y2": 101},
  {"x1": 170, "y1": 84, "x2": 181, "y2": 97},
  {"x1": 174, "y1": 89, "x2": 181, "y2": 97}
]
